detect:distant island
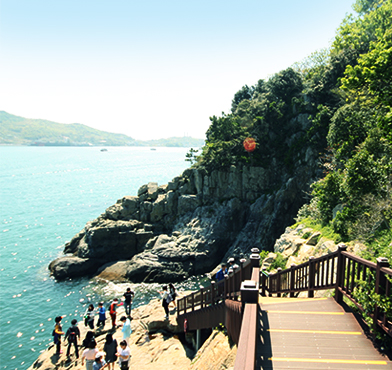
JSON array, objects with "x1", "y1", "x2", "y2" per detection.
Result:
[{"x1": 0, "y1": 111, "x2": 205, "y2": 147}]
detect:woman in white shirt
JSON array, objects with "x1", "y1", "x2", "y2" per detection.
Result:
[{"x1": 116, "y1": 340, "x2": 130, "y2": 370}]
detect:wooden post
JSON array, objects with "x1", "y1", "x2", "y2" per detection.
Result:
[
  {"x1": 261, "y1": 268, "x2": 267, "y2": 297},
  {"x1": 308, "y1": 257, "x2": 315, "y2": 298},
  {"x1": 234, "y1": 267, "x2": 238, "y2": 301},
  {"x1": 224, "y1": 275, "x2": 228, "y2": 301},
  {"x1": 335, "y1": 245, "x2": 347, "y2": 304},
  {"x1": 250, "y1": 249, "x2": 260, "y2": 268},
  {"x1": 231, "y1": 268, "x2": 236, "y2": 299},
  {"x1": 240, "y1": 258, "x2": 246, "y2": 285},
  {"x1": 196, "y1": 329, "x2": 201, "y2": 351},
  {"x1": 200, "y1": 287, "x2": 204, "y2": 309},
  {"x1": 276, "y1": 268, "x2": 282, "y2": 297},
  {"x1": 374, "y1": 257, "x2": 390, "y2": 335},
  {"x1": 290, "y1": 264, "x2": 296, "y2": 298}
]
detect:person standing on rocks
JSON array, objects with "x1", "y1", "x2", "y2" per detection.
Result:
[
  {"x1": 96, "y1": 302, "x2": 106, "y2": 328},
  {"x1": 65, "y1": 318, "x2": 80, "y2": 358},
  {"x1": 120, "y1": 316, "x2": 132, "y2": 345},
  {"x1": 168, "y1": 283, "x2": 177, "y2": 308},
  {"x1": 82, "y1": 340, "x2": 99, "y2": 370},
  {"x1": 84, "y1": 304, "x2": 95, "y2": 330},
  {"x1": 159, "y1": 285, "x2": 170, "y2": 320},
  {"x1": 53, "y1": 316, "x2": 65, "y2": 354},
  {"x1": 109, "y1": 298, "x2": 119, "y2": 329},
  {"x1": 82, "y1": 331, "x2": 97, "y2": 348},
  {"x1": 116, "y1": 340, "x2": 131, "y2": 370},
  {"x1": 103, "y1": 333, "x2": 118, "y2": 370},
  {"x1": 123, "y1": 288, "x2": 134, "y2": 318}
]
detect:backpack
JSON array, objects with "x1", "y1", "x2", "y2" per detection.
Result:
[{"x1": 68, "y1": 327, "x2": 77, "y2": 342}]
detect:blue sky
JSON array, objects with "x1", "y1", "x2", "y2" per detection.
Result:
[{"x1": 0, "y1": 0, "x2": 355, "y2": 140}]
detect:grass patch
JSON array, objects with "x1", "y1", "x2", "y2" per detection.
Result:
[{"x1": 291, "y1": 218, "x2": 342, "y2": 243}]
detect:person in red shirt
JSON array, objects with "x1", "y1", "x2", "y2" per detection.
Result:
[{"x1": 109, "y1": 298, "x2": 119, "y2": 329}]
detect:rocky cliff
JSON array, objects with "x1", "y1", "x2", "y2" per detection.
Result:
[{"x1": 50, "y1": 146, "x2": 322, "y2": 282}]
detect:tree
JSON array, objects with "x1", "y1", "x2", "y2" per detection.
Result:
[
  {"x1": 185, "y1": 148, "x2": 199, "y2": 165},
  {"x1": 231, "y1": 85, "x2": 254, "y2": 112},
  {"x1": 352, "y1": 0, "x2": 384, "y2": 15}
]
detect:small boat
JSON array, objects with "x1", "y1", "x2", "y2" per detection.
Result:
[
  {"x1": 100, "y1": 148, "x2": 108, "y2": 152},
  {"x1": 150, "y1": 148, "x2": 156, "y2": 151}
]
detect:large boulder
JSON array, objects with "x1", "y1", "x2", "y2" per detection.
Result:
[
  {"x1": 78, "y1": 219, "x2": 145, "y2": 260},
  {"x1": 49, "y1": 256, "x2": 101, "y2": 280}
]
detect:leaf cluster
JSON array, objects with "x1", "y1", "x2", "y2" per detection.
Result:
[{"x1": 296, "y1": 0, "x2": 392, "y2": 254}]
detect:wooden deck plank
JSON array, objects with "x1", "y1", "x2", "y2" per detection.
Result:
[{"x1": 256, "y1": 297, "x2": 392, "y2": 369}]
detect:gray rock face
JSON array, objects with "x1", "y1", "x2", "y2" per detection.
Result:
[
  {"x1": 49, "y1": 156, "x2": 321, "y2": 282},
  {"x1": 48, "y1": 256, "x2": 101, "y2": 280}
]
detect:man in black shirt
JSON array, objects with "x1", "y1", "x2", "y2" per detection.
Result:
[
  {"x1": 123, "y1": 288, "x2": 135, "y2": 318},
  {"x1": 65, "y1": 319, "x2": 80, "y2": 358}
]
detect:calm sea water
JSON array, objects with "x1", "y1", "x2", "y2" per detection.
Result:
[{"x1": 0, "y1": 146, "x2": 207, "y2": 369}]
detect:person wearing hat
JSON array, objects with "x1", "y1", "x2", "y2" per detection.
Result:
[
  {"x1": 93, "y1": 351, "x2": 108, "y2": 370},
  {"x1": 52, "y1": 316, "x2": 65, "y2": 354}
]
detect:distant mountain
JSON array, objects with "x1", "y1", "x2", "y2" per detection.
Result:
[{"x1": 0, "y1": 111, "x2": 205, "y2": 147}]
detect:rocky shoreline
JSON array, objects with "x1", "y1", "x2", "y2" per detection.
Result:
[
  {"x1": 28, "y1": 295, "x2": 236, "y2": 370},
  {"x1": 50, "y1": 150, "x2": 321, "y2": 283}
]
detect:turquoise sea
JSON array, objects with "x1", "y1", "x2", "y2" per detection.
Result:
[{"x1": 0, "y1": 146, "x2": 206, "y2": 369}]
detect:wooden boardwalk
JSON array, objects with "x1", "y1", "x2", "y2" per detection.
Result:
[{"x1": 256, "y1": 297, "x2": 392, "y2": 369}]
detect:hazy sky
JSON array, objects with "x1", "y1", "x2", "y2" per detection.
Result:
[{"x1": 1, "y1": 0, "x2": 355, "y2": 140}]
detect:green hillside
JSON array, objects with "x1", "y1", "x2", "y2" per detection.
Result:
[
  {"x1": 0, "y1": 111, "x2": 204, "y2": 147},
  {"x1": 194, "y1": 0, "x2": 392, "y2": 259}
]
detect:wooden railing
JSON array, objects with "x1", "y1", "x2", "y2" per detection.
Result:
[
  {"x1": 177, "y1": 245, "x2": 391, "y2": 370},
  {"x1": 177, "y1": 251, "x2": 260, "y2": 370},
  {"x1": 261, "y1": 245, "x2": 392, "y2": 338},
  {"x1": 177, "y1": 257, "x2": 254, "y2": 316}
]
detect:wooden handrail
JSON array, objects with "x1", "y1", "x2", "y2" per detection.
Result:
[
  {"x1": 177, "y1": 258, "x2": 253, "y2": 316},
  {"x1": 233, "y1": 303, "x2": 257, "y2": 370},
  {"x1": 177, "y1": 251, "x2": 260, "y2": 370},
  {"x1": 261, "y1": 246, "x2": 392, "y2": 338},
  {"x1": 177, "y1": 247, "x2": 391, "y2": 370}
]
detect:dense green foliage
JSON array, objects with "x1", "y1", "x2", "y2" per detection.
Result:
[
  {"x1": 298, "y1": 0, "x2": 392, "y2": 261},
  {"x1": 0, "y1": 111, "x2": 204, "y2": 147},
  {"x1": 198, "y1": 67, "x2": 308, "y2": 172},
  {"x1": 194, "y1": 0, "x2": 391, "y2": 260}
]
